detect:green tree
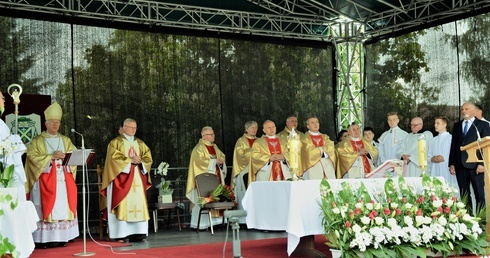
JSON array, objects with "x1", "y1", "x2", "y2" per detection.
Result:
[{"x1": 365, "y1": 32, "x2": 438, "y2": 135}]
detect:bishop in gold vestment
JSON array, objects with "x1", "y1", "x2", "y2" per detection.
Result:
[
  {"x1": 25, "y1": 102, "x2": 79, "y2": 246},
  {"x1": 101, "y1": 118, "x2": 152, "y2": 241}
]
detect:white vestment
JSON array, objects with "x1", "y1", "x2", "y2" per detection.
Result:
[
  {"x1": 232, "y1": 166, "x2": 249, "y2": 224},
  {"x1": 377, "y1": 126, "x2": 408, "y2": 165},
  {"x1": 303, "y1": 153, "x2": 335, "y2": 180},
  {"x1": 0, "y1": 120, "x2": 27, "y2": 201},
  {"x1": 428, "y1": 132, "x2": 458, "y2": 189},
  {"x1": 397, "y1": 131, "x2": 433, "y2": 177}
]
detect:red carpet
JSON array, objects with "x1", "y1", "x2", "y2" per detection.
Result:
[
  {"x1": 29, "y1": 236, "x2": 482, "y2": 258},
  {"x1": 30, "y1": 236, "x2": 331, "y2": 258}
]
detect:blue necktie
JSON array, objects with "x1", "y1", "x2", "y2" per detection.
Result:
[{"x1": 463, "y1": 121, "x2": 469, "y2": 137}]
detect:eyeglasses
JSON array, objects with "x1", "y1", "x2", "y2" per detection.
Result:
[
  {"x1": 204, "y1": 133, "x2": 215, "y2": 136},
  {"x1": 410, "y1": 123, "x2": 421, "y2": 127}
]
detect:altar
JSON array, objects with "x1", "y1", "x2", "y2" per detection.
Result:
[
  {"x1": 0, "y1": 200, "x2": 38, "y2": 258},
  {"x1": 242, "y1": 177, "x2": 427, "y2": 256}
]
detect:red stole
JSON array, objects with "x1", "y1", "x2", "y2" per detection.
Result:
[
  {"x1": 247, "y1": 138, "x2": 256, "y2": 147},
  {"x1": 350, "y1": 140, "x2": 372, "y2": 174},
  {"x1": 205, "y1": 145, "x2": 223, "y2": 183},
  {"x1": 309, "y1": 134, "x2": 324, "y2": 147},
  {"x1": 110, "y1": 146, "x2": 151, "y2": 210},
  {"x1": 266, "y1": 137, "x2": 284, "y2": 181},
  {"x1": 39, "y1": 160, "x2": 77, "y2": 220}
]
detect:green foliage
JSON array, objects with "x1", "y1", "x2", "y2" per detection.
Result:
[
  {"x1": 0, "y1": 164, "x2": 14, "y2": 188},
  {"x1": 320, "y1": 175, "x2": 488, "y2": 257},
  {"x1": 365, "y1": 32, "x2": 438, "y2": 133}
]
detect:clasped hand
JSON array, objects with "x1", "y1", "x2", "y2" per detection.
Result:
[
  {"x1": 131, "y1": 156, "x2": 142, "y2": 164},
  {"x1": 52, "y1": 150, "x2": 65, "y2": 160},
  {"x1": 270, "y1": 154, "x2": 284, "y2": 162}
]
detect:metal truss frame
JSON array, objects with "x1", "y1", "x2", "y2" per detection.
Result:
[
  {"x1": 0, "y1": 0, "x2": 488, "y2": 42},
  {"x1": 331, "y1": 22, "x2": 365, "y2": 131}
]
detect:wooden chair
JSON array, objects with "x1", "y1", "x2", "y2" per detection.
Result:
[
  {"x1": 195, "y1": 173, "x2": 235, "y2": 234},
  {"x1": 96, "y1": 165, "x2": 109, "y2": 240}
]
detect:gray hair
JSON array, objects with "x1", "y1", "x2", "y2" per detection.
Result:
[
  {"x1": 201, "y1": 126, "x2": 213, "y2": 135},
  {"x1": 244, "y1": 121, "x2": 258, "y2": 131}
]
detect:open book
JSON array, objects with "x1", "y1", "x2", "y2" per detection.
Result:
[
  {"x1": 62, "y1": 149, "x2": 95, "y2": 166},
  {"x1": 365, "y1": 159, "x2": 405, "y2": 178}
]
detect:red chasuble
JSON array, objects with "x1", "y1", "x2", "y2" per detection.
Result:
[
  {"x1": 309, "y1": 134, "x2": 324, "y2": 147},
  {"x1": 205, "y1": 145, "x2": 223, "y2": 183},
  {"x1": 266, "y1": 137, "x2": 284, "y2": 181},
  {"x1": 350, "y1": 140, "x2": 372, "y2": 174}
]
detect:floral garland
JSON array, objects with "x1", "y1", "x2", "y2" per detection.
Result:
[
  {"x1": 198, "y1": 184, "x2": 236, "y2": 207},
  {"x1": 320, "y1": 175, "x2": 488, "y2": 258}
]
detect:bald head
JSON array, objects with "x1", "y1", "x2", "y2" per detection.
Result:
[{"x1": 410, "y1": 117, "x2": 423, "y2": 133}]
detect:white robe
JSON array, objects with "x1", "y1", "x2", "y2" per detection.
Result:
[
  {"x1": 0, "y1": 120, "x2": 27, "y2": 201},
  {"x1": 377, "y1": 126, "x2": 408, "y2": 165},
  {"x1": 428, "y1": 132, "x2": 458, "y2": 189},
  {"x1": 255, "y1": 161, "x2": 291, "y2": 181},
  {"x1": 397, "y1": 131, "x2": 433, "y2": 177},
  {"x1": 232, "y1": 166, "x2": 249, "y2": 224}
]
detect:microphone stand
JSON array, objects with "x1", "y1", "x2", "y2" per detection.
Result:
[{"x1": 74, "y1": 132, "x2": 95, "y2": 257}]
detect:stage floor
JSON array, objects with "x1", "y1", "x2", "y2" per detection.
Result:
[{"x1": 97, "y1": 225, "x2": 287, "y2": 251}]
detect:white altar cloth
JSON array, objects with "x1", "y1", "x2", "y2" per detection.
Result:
[
  {"x1": 0, "y1": 201, "x2": 38, "y2": 258},
  {"x1": 242, "y1": 177, "x2": 427, "y2": 256}
]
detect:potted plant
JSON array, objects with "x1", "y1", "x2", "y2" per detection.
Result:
[
  {"x1": 155, "y1": 162, "x2": 173, "y2": 203},
  {"x1": 320, "y1": 175, "x2": 488, "y2": 258}
]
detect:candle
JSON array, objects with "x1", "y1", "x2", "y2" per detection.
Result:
[
  {"x1": 288, "y1": 129, "x2": 301, "y2": 171},
  {"x1": 418, "y1": 135, "x2": 427, "y2": 171}
]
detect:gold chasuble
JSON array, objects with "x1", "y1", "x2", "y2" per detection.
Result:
[
  {"x1": 186, "y1": 139, "x2": 226, "y2": 203},
  {"x1": 300, "y1": 132, "x2": 336, "y2": 177},
  {"x1": 101, "y1": 135, "x2": 152, "y2": 222},
  {"x1": 250, "y1": 135, "x2": 290, "y2": 182},
  {"x1": 336, "y1": 137, "x2": 378, "y2": 178},
  {"x1": 231, "y1": 134, "x2": 256, "y2": 189}
]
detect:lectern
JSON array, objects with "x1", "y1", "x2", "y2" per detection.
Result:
[{"x1": 460, "y1": 136, "x2": 490, "y2": 240}]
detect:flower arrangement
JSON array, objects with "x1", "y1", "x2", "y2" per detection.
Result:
[
  {"x1": 320, "y1": 175, "x2": 488, "y2": 258},
  {"x1": 154, "y1": 162, "x2": 173, "y2": 195},
  {"x1": 0, "y1": 137, "x2": 17, "y2": 188},
  {"x1": 197, "y1": 184, "x2": 236, "y2": 207}
]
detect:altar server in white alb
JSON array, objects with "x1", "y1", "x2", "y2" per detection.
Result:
[
  {"x1": 377, "y1": 112, "x2": 408, "y2": 165},
  {"x1": 25, "y1": 102, "x2": 79, "y2": 248},
  {"x1": 428, "y1": 116, "x2": 457, "y2": 189},
  {"x1": 397, "y1": 117, "x2": 433, "y2": 177},
  {"x1": 300, "y1": 116, "x2": 337, "y2": 179}
]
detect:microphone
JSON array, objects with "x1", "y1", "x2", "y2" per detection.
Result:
[
  {"x1": 471, "y1": 122, "x2": 482, "y2": 142},
  {"x1": 71, "y1": 128, "x2": 83, "y2": 137}
]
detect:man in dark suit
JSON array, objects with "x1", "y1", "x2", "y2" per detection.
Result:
[{"x1": 449, "y1": 102, "x2": 490, "y2": 214}]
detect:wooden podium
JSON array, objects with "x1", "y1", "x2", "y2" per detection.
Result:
[{"x1": 460, "y1": 136, "x2": 490, "y2": 239}]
